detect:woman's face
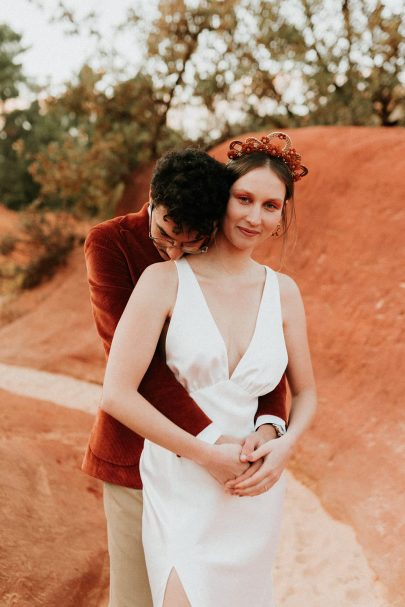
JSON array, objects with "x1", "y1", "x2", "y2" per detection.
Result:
[{"x1": 222, "y1": 166, "x2": 286, "y2": 250}]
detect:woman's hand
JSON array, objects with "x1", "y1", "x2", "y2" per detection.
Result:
[
  {"x1": 203, "y1": 443, "x2": 250, "y2": 485},
  {"x1": 225, "y1": 435, "x2": 294, "y2": 496},
  {"x1": 227, "y1": 431, "x2": 270, "y2": 488}
]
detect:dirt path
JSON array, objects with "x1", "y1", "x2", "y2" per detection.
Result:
[
  {"x1": 0, "y1": 362, "x2": 101, "y2": 413},
  {"x1": 0, "y1": 362, "x2": 390, "y2": 606}
]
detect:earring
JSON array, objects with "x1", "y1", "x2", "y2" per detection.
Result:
[{"x1": 271, "y1": 224, "x2": 281, "y2": 238}]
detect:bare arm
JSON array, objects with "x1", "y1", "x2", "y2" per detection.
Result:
[
  {"x1": 101, "y1": 262, "x2": 248, "y2": 482},
  {"x1": 279, "y1": 274, "x2": 317, "y2": 443}
]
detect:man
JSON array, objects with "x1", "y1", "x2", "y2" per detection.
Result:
[{"x1": 82, "y1": 149, "x2": 287, "y2": 607}]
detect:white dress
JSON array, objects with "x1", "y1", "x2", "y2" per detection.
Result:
[{"x1": 140, "y1": 257, "x2": 288, "y2": 607}]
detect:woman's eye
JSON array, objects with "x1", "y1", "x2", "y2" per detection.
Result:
[{"x1": 238, "y1": 196, "x2": 250, "y2": 203}]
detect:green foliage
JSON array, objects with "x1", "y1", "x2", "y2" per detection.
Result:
[
  {"x1": 0, "y1": 23, "x2": 70, "y2": 210},
  {"x1": 0, "y1": 100, "x2": 68, "y2": 209},
  {"x1": 120, "y1": 0, "x2": 404, "y2": 140},
  {"x1": 0, "y1": 23, "x2": 26, "y2": 101},
  {"x1": 29, "y1": 68, "x2": 185, "y2": 216},
  {"x1": 292, "y1": 0, "x2": 405, "y2": 127}
]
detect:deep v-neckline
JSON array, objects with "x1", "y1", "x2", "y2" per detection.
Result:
[{"x1": 183, "y1": 258, "x2": 268, "y2": 380}]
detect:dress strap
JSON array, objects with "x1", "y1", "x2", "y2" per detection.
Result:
[
  {"x1": 263, "y1": 267, "x2": 283, "y2": 323},
  {"x1": 172, "y1": 258, "x2": 204, "y2": 318}
]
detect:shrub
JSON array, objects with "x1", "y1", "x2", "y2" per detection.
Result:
[{"x1": 0, "y1": 210, "x2": 77, "y2": 293}]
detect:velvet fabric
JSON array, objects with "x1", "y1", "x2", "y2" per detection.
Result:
[{"x1": 82, "y1": 203, "x2": 287, "y2": 488}]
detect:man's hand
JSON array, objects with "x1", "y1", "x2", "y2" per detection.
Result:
[
  {"x1": 225, "y1": 434, "x2": 293, "y2": 497},
  {"x1": 240, "y1": 426, "x2": 277, "y2": 463},
  {"x1": 203, "y1": 443, "x2": 250, "y2": 485}
]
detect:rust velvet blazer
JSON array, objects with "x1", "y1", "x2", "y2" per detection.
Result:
[{"x1": 82, "y1": 203, "x2": 287, "y2": 488}]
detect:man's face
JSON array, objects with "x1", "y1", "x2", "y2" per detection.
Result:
[{"x1": 149, "y1": 204, "x2": 210, "y2": 260}]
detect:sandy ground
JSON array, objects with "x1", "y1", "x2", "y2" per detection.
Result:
[{"x1": 0, "y1": 362, "x2": 390, "y2": 606}]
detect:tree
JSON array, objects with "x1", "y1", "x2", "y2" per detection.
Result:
[
  {"x1": 0, "y1": 23, "x2": 26, "y2": 103},
  {"x1": 122, "y1": 0, "x2": 308, "y2": 141},
  {"x1": 0, "y1": 23, "x2": 56, "y2": 209},
  {"x1": 295, "y1": 0, "x2": 405, "y2": 126},
  {"x1": 124, "y1": 0, "x2": 404, "y2": 138},
  {"x1": 0, "y1": 100, "x2": 68, "y2": 209},
  {"x1": 36, "y1": 0, "x2": 405, "y2": 137},
  {"x1": 29, "y1": 66, "x2": 185, "y2": 216}
]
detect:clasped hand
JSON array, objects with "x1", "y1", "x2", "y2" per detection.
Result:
[{"x1": 206, "y1": 431, "x2": 292, "y2": 497}]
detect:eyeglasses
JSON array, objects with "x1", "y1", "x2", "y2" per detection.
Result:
[{"x1": 148, "y1": 206, "x2": 209, "y2": 254}]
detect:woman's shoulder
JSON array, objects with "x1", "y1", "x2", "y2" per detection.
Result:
[
  {"x1": 130, "y1": 261, "x2": 178, "y2": 314},
  {"x1": 275, "y1": 271, "x2": 302, "y2": 304},
  {"x1": 139, "y1": 260, "x2": 178, "y2": 290},
  {"x1": 142, "y1": 260, "x2": 177, "y2": 278}
]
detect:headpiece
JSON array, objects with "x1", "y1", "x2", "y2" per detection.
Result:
[{"x1": 227, "y1": 131, "x2": 308, "y2": 182}]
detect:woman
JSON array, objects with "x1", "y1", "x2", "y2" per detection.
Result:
[{"x1": 102, "y1": 132, "x2": 317, "y2": 606}]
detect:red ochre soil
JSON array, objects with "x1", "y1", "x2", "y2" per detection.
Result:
[
  {"x1": 0, "y1": 204, "x2": 18, "y2": 232},
  {"x1": 0, "y1": 388, "x2": 108, "y2": 606},
  {"x1": 0, "y1": 126, "x2": 404, "y2": 606}
]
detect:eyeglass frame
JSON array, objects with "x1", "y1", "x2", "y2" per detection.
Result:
[{"x1": 148, "y1": 204, "x2": 210, "y2": 254}]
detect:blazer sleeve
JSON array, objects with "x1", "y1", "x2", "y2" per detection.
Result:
[
  {"x1": 84, "y1": 225, "x2": 213, "y2": 437},
  {"x1": 255, "y1": 375, "x2": 288, "y2": 426}
]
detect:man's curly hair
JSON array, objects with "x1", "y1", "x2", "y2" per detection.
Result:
[{"x1": 150, "y1": 148, "x2": 232, "y2": 237}]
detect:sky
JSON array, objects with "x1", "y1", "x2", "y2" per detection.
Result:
[{"x1": 1, "y1": 0, "x2": 150, "y2": 92}]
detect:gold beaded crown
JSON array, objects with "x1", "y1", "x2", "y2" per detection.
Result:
[{"x1": 227, "y1": 131, "x2": 308, "y2": 182}]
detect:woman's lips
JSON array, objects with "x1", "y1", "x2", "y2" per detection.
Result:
[{"x1": 237, "y1": 226, "x2": 261, "y2": 237}]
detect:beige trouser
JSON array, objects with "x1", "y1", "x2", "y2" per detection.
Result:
[{"x1": 103, "y1": 483, "x2": 153, "y2": 607}]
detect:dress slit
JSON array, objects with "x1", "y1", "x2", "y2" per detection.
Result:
[{"x1": 162, "y1": 566, "x2": 192, "y2": 607}]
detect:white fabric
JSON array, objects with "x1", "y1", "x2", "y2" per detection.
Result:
[
  {"x1": 141, "y1": 257, "x2": 288, "y2": 607},
  {"x1": 255, "y1": 415, "x2": 286, "y2": 432},
  {"x1": 196, "y1": 422, "x2": 222, "y2": 444}
]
